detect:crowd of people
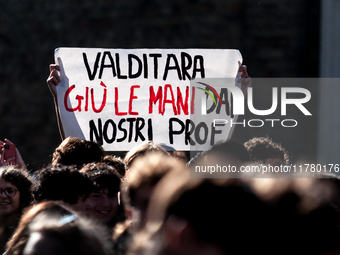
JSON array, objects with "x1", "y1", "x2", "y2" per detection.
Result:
[
  {"x1": 0, "y1": 62, "x2": 338, "y2": 254},
  {"x1": 0, "y1": 136, "x2": 340, "y2": 255}
]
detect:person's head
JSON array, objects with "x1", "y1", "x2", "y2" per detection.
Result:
[
  {"x1": 244, "y1": 178, "x2": 340, "y2": 254},
  {"x1": 0, "y1": 165, "x2": 33, "y2": 218},
  {"x1": 159, "y1": 144, "x2": 188, "y2": 163},
  {"x1": 169, "y1": 151, "x2": 188, "y2": 163},
  {"x1": 5, "y1": 201, "x2": 113, "y2": 255},
  {"x1": 122, "y1": 152, "x2": 187, "y2": 230},
  {"x1": 5, "y1": 201, "x2": 72, "y2": 255},
  {"x1": 318, "y1": 173, "x2": 340, "y2": 234},
  {"x1": 52, "y1": 137, "x2": 105, "y2": 169},
  {"x1": 80, "y1": 163, "x2": 122, "y2": 225},
  {"x1": 101, "y1": 155, "x2": 126, "y2": 178},
  {"x1": 244, "y1": 136, "x2": 289, "y2": 165},
  {"x1": 33, "y1": 165, "x2": 94, "y2": 214},
  {"x1": 130, "y1": 173, "x2": 339, "y2": 255},
  {"x1": 124, "y1": 141, "x2": 169, "y2": 170}
]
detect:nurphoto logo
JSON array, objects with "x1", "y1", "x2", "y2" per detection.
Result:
[{"x1": 194, "y1": 78, "x2": 312, "y2": 129}]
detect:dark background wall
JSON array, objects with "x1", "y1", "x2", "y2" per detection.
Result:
[{"x1": 0, "y1": 0, "x2": 320, "y2": 170}]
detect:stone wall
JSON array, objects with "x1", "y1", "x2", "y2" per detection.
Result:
[{"x1": 0, "y1": 0, "x2": 320, "y2": 170}]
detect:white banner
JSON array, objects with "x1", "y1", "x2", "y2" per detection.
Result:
[{"x1": 55, "y1": 48, "x2": 242, "y2": 151}]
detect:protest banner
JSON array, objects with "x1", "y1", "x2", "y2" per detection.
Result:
[{"x1": 55, "y1": 48, "x2": 242, "y2": 151}]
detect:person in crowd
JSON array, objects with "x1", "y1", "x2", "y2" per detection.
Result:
[
  {"x1": 318, "y1": 173, "x2": 340, "y2": 234},
  {"x1": 244, "y1": 136, "x2": 289, "y2": 166},
  {"x1": 113, "y1": 152, "x2": 186, "y2": 255},
  {"x1": 169, "y1": 151, "x2": 188, "y2": 163},
  {"x1": 33, "y1": 165, "x2": 94, "y2": 214},
  {"x1": 5, "y1": 201, "x2": 113, "y2": 255},
  {"x1": 122, "y1": 152, "x2": 187, "y2": 230},
  {"x1": 112, "y1": 220, "x2": 133, "y2": 255},
  {"x1": 0, "y1": 139, "x2": 27, "y2": 170},
  {"x1": 80, "y1": 162, "x2": 124, "y2": 229},
  {"x1": 124, "y1": 141, "x2": 169, "y2": 171},
  {"x1": 5, "y1": 201, "x2": 73, "y2": 255},
  {"x1": 159, "y1": 144, "x2": 188, "y2": 163},
  {"x1": 101, "y1": 155, "x2": 126, "y2": 179},
  {"x1": 52, "y1": 137, "x2": 105, "y2": 169},
  {"x1": 129, "y1": 171, "x2": 339, "y2": 255},
  {"x1": 0, "y1": 166, "x2": 33, "y2": 254}
]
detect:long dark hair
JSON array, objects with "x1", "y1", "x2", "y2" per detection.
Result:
[{"x1": 0, "y1": 165, "x2": 33, "y2": 211}]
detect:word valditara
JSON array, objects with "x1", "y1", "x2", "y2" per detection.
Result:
[{"x1": 83, "y1": 51, "x2": 205, "y2": 81}]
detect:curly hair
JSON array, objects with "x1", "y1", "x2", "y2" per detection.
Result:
[
  {"x1": 80, "y1": 163, "x2": 125, "y2": 226},
  {"x1": 0, "y1": 165, "x2": 33, "y2": 211},
  {"x1": 33, "y1": 165, "x2": 94, "y2": 205},
  {"x1": 80, "y1": 163, "x2": 121, "y2": 194},
  {"x1": 101, "y1": 155, "x2": 126, "y2": 178},
  {"x1": 244, "y1": 137, "x2": 289, "y2": 164}
]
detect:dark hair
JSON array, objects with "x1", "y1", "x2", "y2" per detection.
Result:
[
  {"x1": 33, "y1": 165, "x2": 94, "y2": 205},
  {"x1": 101, "y1": 155, "x2": 126, "y2": 178},
  {"x1": 137, "y1": 173, "x2": 339, "y2": 255},
  {"x1": 80, "y1": 163, "x2": 124, "y2": 226},
  {"x1": 80, "y1": 163, "x2": 121, "y2": 194},
  {"x1": 52, "y1": 137, "x2": 105, "y2": 168},
  {"x1": 0, "y1": 165, "x2": 33, "y2": 211},
  {"x1": 244, "y1": 136, "x2": 289, "y2": 164}
]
